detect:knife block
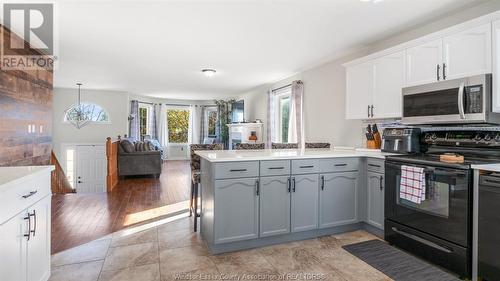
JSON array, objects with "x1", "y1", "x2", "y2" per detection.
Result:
[{"x1": 367, "y1": 132, "x2": 382, "y2": 149}]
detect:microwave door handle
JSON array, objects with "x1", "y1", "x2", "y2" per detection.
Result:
[{"x1": 458, "y1": 82, "x2": 465, "y2": 119}]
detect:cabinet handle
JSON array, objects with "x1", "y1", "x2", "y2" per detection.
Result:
[
  {"x1": 255, "y1": 179, "x2": 260, "y2": 196},
  {"x1": 268, "y1": 167, "x2": 284, "y2": 170},
  {"x1": 368, "y1": 164, "x2": 380, "y2": 168},
  {"x1": 22, "y1": 190, "x2": 37, "y2": 199},
  {"x1": 24, "y1": 214, "x2": 31, "y2": 241},
  {"x1": 321, "y1": 175, "x2": 325, "y2": 190},
  {"x1": 442, "y1": 63, "x2": 446, "y2": 80},
  {"x1": 379, "y1": 176, "x2": 384, "y2": 190},
  {"x1": 29, "y1": 210, "x2": 36, "y2": 237},
  {"x1": 299, "y1": 165, "x2": 314, "y2": 169},
  {"x1": 367, "y1": 105, "x2": 370, "y2": 118},
  {"x1": 334, "y1": 163, "x2": 347, "y2": 167},
  {"x1": 370, "y1": 105, "x2": 374, "y2": 118},
  {"x1": 437, "y1": 64, "x2": 440, "y2": 81},
  {"x1": 230, "y1": 169, "x2": 247, "y2": 172},
  {"x1": 287, "y1": 178, "x2": 291, "y2": 193},
  {"x1": 292, "y1": 177, "x2": 296, "y2": 192}
]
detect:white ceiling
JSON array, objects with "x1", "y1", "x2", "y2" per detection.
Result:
[{"x1": 54, "y1": 0, "x2": 486, "y2": 100}]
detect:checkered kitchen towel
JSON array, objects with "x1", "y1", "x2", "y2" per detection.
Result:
[{"x1": 400, "y1": 165, "x2": 426, "y2": 204}]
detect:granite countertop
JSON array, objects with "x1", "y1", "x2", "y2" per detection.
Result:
[
  {"x1": 0, "y1": 166, "x2": 55, "y2": 192},
  {"x1": 471, "y1": 163, "x2": 500, "y2": 172},
  {"x1": 195, "y1": 147, "x2": 397, "y2": 162}
]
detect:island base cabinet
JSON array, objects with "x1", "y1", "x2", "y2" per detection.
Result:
[
  {"x1": 0, "y1": 212, "x2": 28, "y2": 281},
  {"x1": 367, "y1": 171, "x2": 384, "y2": 230},
  {"x1": 319, "y1": 172, "x2": 358, "y2": 228},
  {"x1": 259, "y1": 176, "x2": 290, "y2": 237},
  {"x1": 214, "y1": 178, "x2": 259, "y2": 244},
  {"x1": 291, "y1": 174, "x2": 319, "y2": 233},
  {"x1": 0, "y1": 195, "x2": 51, "y2": 281},
  {"x1": 27, "y1": 196, "x2": 51, "y2": 281}
]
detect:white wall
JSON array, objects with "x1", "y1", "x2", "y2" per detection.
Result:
[
  {"x1": 52, "y1": 88, "x2": 129, "y2": 161},
  {"x1": 238, "y1": 1, "x2": 500, "y2": 148}
]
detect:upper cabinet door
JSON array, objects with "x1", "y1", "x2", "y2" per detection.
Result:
[
  {"x1": 406, "y1": 39, "x2": 443, "y2": 86},
  {"x1": 493, "y1": 20, "x2": 500, "y2": 113},
  {"x1": 345, "y1": 61, "x2": 373, "y2": 119},
  {"x1": 443, "y1": 23, "x2": 492, "y2": 80},
  {"x1": 373, "y1": 51, "x2": 406, "y2": 119}
]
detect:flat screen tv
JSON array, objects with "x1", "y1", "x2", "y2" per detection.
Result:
[{"x1": 232, "y1": 100, "x2": 244, "y2": 123}]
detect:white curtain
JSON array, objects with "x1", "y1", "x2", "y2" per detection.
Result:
[
  {"x1": 288, "y1": 80, "x2": 304, "y2": 147},
  {"x1": 158, "y1": 104, "x2": 168, "y2": 147},
  {"x1": 189, "y1": 105, "x2": 202, "y2": 144},
  {"x1": 266, "y1": 90, "x2": 276, "y2": 148}
]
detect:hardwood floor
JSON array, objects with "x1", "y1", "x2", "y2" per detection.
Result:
[{"x1": 51, "y1": 160, "x2": 191, "y2": 254}]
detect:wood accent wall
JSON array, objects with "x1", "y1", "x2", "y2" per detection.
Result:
[
  {"x1": 0, "y1": 25, "x2": 53, "y2": 166},
  {"x1": 106, "y1": 137, "x2": 119, "y2": 192}
]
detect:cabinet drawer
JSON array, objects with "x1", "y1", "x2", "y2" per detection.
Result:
[
  {"x1": 260, "y1": 160, "x2": 290, "y2": 176},
  {"x1": 291, "y1": 159, "x2": 319, "y2": 175},
  {"x1": 0, "y1": 173, "x2": 51, "y2": 225},
  {"x1": 319, "y1": 158, "x2": 359, "y2": 173},
  {"x1": 367, "y1": 158, "x2": 384, "y2": 174},
  {"x1": 214, "y1": 161, "x2": 259, "y2": 179}
]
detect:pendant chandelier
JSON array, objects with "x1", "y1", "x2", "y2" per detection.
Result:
[{"x1": 66, "y1": 83, "x2": 91, "y2": 129}]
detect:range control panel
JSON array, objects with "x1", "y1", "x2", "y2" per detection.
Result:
[{"x1": 423, "y1": 131, "x2": 500, "y2": 147}]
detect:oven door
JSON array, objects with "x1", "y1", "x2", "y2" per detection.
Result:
[
  {"x1": 385, "y1": 161, "x2": 471, "y2": 247},
  {"x1": 401, "y1": 74, "x2": 489, "y2": 125}
]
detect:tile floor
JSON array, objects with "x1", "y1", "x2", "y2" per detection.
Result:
[{"x1": 49, "y1": 213, "x2": 392, "y2": 281}]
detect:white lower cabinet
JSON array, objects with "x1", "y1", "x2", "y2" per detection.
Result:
[
  {"x1": 259, "y1": 176, "x2": 291, "y2": 237},
  {"x1": 214, "y1": 177, "x2": 259, "y2": 244},
  {"x1": 0, "y1": 170, "x2": 52, "y2": 281},
  {"x1": 319, "y1": 172, "x2": 358, "y2": 228},
  {"x1": 291, "y1": 174, "x2": 319, "y2": 233},
  {"x1": 27, "y1": 196, "x2": 51, "y2": 281},
  {"x1": 367, "y1": 171, "x2": 385, "y2": 230}
]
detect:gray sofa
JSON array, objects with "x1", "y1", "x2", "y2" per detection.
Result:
[{"x1": 118, "y1": 139, "x2": 162, "y2": 177}]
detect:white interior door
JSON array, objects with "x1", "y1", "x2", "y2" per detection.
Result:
[
  {"x1": 406, "y1": 39, "x2": 443, "y2": 86},
  {"x1": 76, "y1": 145, "x2": 106, "y2": 193}
]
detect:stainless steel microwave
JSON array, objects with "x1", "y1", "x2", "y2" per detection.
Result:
[{"x1": 402, "y1": 74, "x2": 500, "y2": 125}]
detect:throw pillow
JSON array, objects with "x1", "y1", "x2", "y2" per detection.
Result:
[{"x1": 120, "y1": 139, "x2": 135, "y2": 153}]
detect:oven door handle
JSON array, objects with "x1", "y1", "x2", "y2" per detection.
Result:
[
  {"x1": 458, "y1": 82, "x2": 466, "y2": 120},
  {"x1": 391, "y1": 227, "x2": 453, "y2": 253}
]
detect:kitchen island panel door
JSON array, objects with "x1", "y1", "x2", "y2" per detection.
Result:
[
  {"x1": 214, "y1": 178, "x2": 259, "y2": 244},
  {"x1": 291, "y1": 174, "x2": 319, "y2": 232},
  {"x1": 260, "y1": 176, "x2": 291, "y2": 237}
]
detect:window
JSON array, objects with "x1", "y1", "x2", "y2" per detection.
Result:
[
  {"x1": 64, "y1": 103, "x2": 109, "y2": 123},
  {"x1": 139, "y1": 104, "x2": 151, "y2": 137},
  {"x1": 273, "y1": 87, "x2": 291, "y2": 143},
  {"x1": 167, "y1": 108, "x2": 190, "y2": 143},
  {"x1": 206, "y1": 108, "x2": 218, "y2": 137}
]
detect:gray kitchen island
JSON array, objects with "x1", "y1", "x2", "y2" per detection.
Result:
[{"x1": 195, "y1": 148, "x2": 395, "y2": 254}]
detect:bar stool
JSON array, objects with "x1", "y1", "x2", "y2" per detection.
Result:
[
  {"x1": 235, "y1": 143, "x2": 265, "y2": 150},
  {"x1": 305, "y1": 142, "x2": 331, "y2": 148},
  {"x1": 189, "y1": 143, "x2": 223, "y2": 232},
  {"x1": 271, "y1": 143, "x2": 298, "y2": 149}
]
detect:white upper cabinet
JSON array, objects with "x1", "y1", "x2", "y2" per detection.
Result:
[
  {"x1": 406, "y1": 39, "x2": 443, "y2": 86},
  {"x1": 443, "y1": 23, "x2": 492, "y2": 80},
  {"x1": 493, "y1": 20, "x2": 500, "y2": 112},
  {"x1": 373, "y1": 51, "x2": 406, "y2": 119},
  {"x1": 345, "y1": 61, "x2": 373, "y2": 119}
]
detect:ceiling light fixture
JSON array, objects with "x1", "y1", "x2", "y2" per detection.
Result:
[
  {"x1": 66, "y1": 83, "x2": 91, "y2": 129},
  {"x1": 202, "y1": 69, "x2": 217, "y2": 77}
]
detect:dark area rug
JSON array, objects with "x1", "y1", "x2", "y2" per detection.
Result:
[{"x1": 342, "y1": 239, "x2": 461, "y2": 281}]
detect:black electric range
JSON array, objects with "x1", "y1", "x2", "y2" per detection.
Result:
[{"x1": 384, "y1": 129, "x2": 500, "y2": 279}]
